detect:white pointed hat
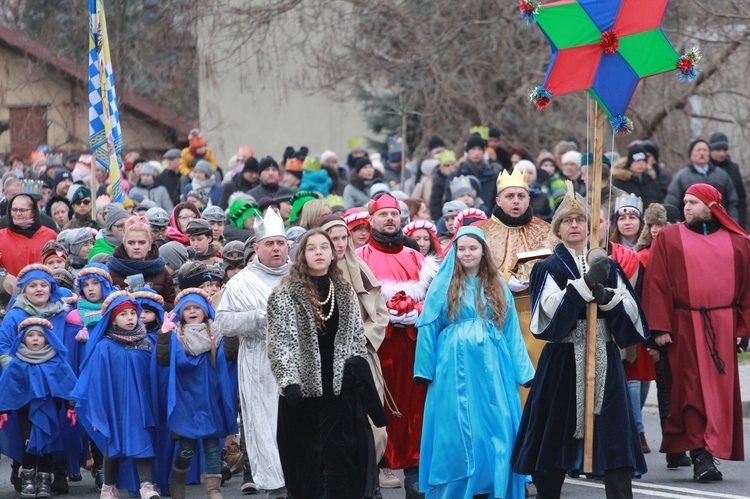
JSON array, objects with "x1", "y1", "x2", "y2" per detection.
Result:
[{"x1": 254, "y1": 207, "x2": 286, "y2": 241}]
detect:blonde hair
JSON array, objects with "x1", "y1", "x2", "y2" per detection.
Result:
[
  {"x1": 124, "y1": 217, "x2": 152, "y2": 243},
  {"x1": 298, "y1": 199, "x2": 329, "y2": 230}
]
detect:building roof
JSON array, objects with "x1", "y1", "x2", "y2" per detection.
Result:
[{"x1": 0, "y1": 23, "x2": 195, "y2": 140}]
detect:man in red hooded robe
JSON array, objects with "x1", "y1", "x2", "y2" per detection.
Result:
[
  {"x1": 356, "y1": 193, "x2": 439, "y2": 497},
  {"x1": 642, "y1": 183, "x2": 749, "y2": 482}
]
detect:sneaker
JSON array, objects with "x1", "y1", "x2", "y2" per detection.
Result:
[
  {"x1": 693, "y1": 453, "x2": 723, "y2": 482},
  {"x1": 666, "y1": 452, "x2": 691, "y2": 469},
  {"x1": 92, "y1": 466, "x2": 104, "y2": 490},
  {"x1": 138, "y1": 481, "x2": 160, "y2": 499},
  {"x1": 100, "y1": 484, "x2": 120, "y2": 498},
  {"x1": 379, "y1": 468, "x2": 403, "y2": 488}
]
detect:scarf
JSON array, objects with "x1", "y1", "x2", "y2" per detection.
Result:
[
  {"x1": 13, "y1": 295, "x2": 66, "y2": 318},
  {"x1": 68, "y1": 254, "x2": 88, "y2": 270},
  {"x1": 179, "y1": 321, "x2": 222, "y2": 359},
  {"x1": 248, "y1": 257, "x2": 290, "y2": 277},
  {"x1": 15, "y1": 344, "x2": 56, "y2": 364},
  {"x1": 102, "y1": 229, "x2": 123, "y2": 248},
  {"x1": 194, "y1": 244, "x2": 219, "y2": 261},
  {"x1": 166, "y1": 226, "x2": 190, "y2": 245},
  {"x1": 108, "y1": 254, "x2": 166, "y2": 277},
  {"x1": 7, "y1": 194, "x2": 42, "y2": 238},
  {"x1": 491, "y1": 205, "x2": 534, "y2": 228},
  {"x1": 105, "y1": 323, "x2": 150, "y2": 350},
  {"x1": 78, "y1": 298, "x2": 104, "y2": 327},
  {"x1": 191, "y1": 175, "x2": 217, "y2": 192},
  {"x1": 370, "y1": 228, "x2": 405, "y2": 249}
]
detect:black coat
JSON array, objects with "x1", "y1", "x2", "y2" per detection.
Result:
[{"x1": 713, "y1": 156, "x2": 747, "y2": 229}]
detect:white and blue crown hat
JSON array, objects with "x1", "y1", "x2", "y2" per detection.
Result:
[{"x1": 172, "y1": 288, "x2": 215, "y2": 323}]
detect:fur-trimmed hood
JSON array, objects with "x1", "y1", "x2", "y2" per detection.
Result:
[{"x1": 611, "y1": 157, "x2": 657, "y2": 182}]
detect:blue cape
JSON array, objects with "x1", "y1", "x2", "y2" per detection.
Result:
[{"x1": 0, "y1": 325, "x2": 77, "y2": 456}]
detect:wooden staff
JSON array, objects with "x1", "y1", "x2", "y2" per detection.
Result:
[
  {"x1": 583, "y1": 101, "x2": 606, "y2": 472},
  {"x1": 91, "y1": 159, "x2": 98, "y2": 220}
]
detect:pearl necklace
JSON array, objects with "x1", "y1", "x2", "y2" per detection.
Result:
[{"x1": 317, "y1": 279, "x2": 336, "y2": 321}]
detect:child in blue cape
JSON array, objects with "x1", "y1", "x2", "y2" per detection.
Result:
[
  {"x1": 64, "y1": 263, "x2": 117, "y2": 487},
  {"x1": 71, "y1": 290, "x2": 160, "y2": 499},
  {"x1": 156, "y1": 288, "x2": 238, "y2": 499},
  {"x1": 0, "y1": 264, "x2": 68, "y2": 370},
  {"x1": 0, "y1": 264, "x2": 70, "y2": 493},
  {"x1": 132, "y1": 287, "x2": 166, "y2": 346},
  {"x1": 0, "y1": 317, "x2": 77, "y2": 498}
]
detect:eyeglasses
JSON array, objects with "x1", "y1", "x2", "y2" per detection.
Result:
[
  {"x1": 560, "y1": 216, "x2": 587, "y2": 226},
  {"x1": 111, "y1": 222, "x2": 126, "y2": 230},
  {"x1": 10, "y1": 208, "x2": 33, "y2": 214},
  {"x1": 74, "y1": 198, "x2": 91, "y2": 206},
  {"x1": 178, "y1": 215, "x2": 197, "y2": 221}
]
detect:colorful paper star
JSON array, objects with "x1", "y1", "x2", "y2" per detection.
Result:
[{"x1": 522, "y1": 0, "x2": 699, "y2": 134}]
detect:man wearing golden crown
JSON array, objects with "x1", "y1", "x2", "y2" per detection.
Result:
[
  {"x1": 215, "y1": 208, "x2": 290, "y2": 497},
  {"x1": 477, "y1": 166, "x2": 558, "y2": 404}
]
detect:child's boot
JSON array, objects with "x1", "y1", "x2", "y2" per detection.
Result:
[
  {"x1": 20, "y1": 468, "x2": 36, "y2": 498},
  {"x1": 204, "y1": 474, "x2": 223, "y2": 499},
  {"x1": 169, "y1": 466, "x2": 189, "y2": 499},
  {"x1": 100, "y1": 484, "x2": 119, "y2": 498},
  {"x1": 36, "y1": 471, "x2": 52, "y2": 498}
]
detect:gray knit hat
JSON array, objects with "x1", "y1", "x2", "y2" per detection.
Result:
[
  {"x1": 159, "y1": 241, "x2": 191, "y2": 272},
  {"x1": 105, "y1": 203, "x2": 129, "y2": 231},
  {"x1": 67, "y1": 228, "x2": 94, "y2": 257},
  {"x1": 194, "y1": 160, "x2": 214, "y2": 178}
]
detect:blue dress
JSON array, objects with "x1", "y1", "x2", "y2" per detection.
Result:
[{"x1": 415, "y1": 278, "x2": 534, "y2": 499}]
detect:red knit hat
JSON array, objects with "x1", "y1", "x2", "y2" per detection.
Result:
[{"x1": 110, "y1": 301, "x2": 137, "y2": 319}]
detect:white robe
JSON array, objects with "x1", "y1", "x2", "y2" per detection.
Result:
[{"x1": 215, "y1": 260, "x2": 289, "y2": 490}]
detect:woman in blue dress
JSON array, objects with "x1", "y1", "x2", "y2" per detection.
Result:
[{"x1": 415, "y1": 226, "x2": 534, "y2": 499}]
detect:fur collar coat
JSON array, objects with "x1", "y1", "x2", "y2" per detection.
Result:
[{"x1": 266, "y1": 276, "x2": 367, "y2": 397}]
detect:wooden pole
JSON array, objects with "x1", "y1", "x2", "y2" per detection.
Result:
[
  {"x1": 401, "y1": 105, "x2": 407, "y2": 191},
  {"x1": 91, "y1": 161, "x2": 98, "y2": 220},
  {"x1": 583, "y1": 102, "x2": 605, "y2": 473}
]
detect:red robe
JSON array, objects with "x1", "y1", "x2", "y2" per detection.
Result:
[
  {"x1": 356, "y1": 239, "x2": 438, "y2": 469},
  {"x1": 642, "y1": 223, "x2": 749, "y2": 460},
  {"x1": 0, "y1": 226, "x2": 58, "y2": 277}
]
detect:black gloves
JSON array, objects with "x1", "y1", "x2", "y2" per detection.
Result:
[
  {"x1": 591, "y1": 284, "x2": 615, "y2": 305},
  {"x1": 584, "y1": 254, "x2": 611, "y2": 288},
  {"x1": 283, "y1": 384, "x2": 303, "y2": 408}
]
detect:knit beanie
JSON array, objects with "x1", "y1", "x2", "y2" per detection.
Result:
[
  {"x1": 258, "y1": 156, "x2": 279, "y2": 174},
  {"x1": 159, "y1": 241, "x2": 191, "y2": 272},
  {"x1": 626, "y1": 145, "x2": 648, "y2": 170},
  {"x1": 105, "y1": 203, "x2": 129, "y2": 231},
  {"x1": 561, "y1": 150, "x2": 583, "y2": 167},
  {"x1": 67, "y1": 228, "x2": 93, "y2": 257},
  {"x1": 465, "y1": 134, "x2": 485, "y2": 152},
  {"x1": 688, "y1": 138, "x2": 709, "y2": 157},
  {"x1": 41, "y1": 241, "x2": 68, "y2": 264},
  {"x1": 709, "y1": 132, "x2": 729, "y2": 151},
  {"x1": 354, "y1": 157, "x2": 373, "y2": 173},
  {"x1": 243, "y1": 157, "x2": 260, "y2": 174},
  {"x1": 194, "y1": 159, "x2": 214, "y2": 177},
  {"x1": 110, "y1": 300, "x2": 137, "y2": 319},
  {"x1": 229, "y1": 200, "x2": 262, "y2": 228}
]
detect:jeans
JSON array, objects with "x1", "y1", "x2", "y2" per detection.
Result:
[
  {"x1": 627, "y1": 380, "x2": 651, "y2": 433},
  {"x1": 174, "y1": 437, "x2": 221, "y2": 475}
]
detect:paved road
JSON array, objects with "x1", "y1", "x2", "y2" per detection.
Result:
[{"x1": 2, "y1": 409, "x2": 748, "y2": 498}]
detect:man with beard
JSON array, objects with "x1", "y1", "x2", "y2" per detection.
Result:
[
  {"x1": 356, "y1": 193, "x2": 439, "y2": 498},
  {"x1": 477, "y1": 168, "x2": 558, "y2": 403},
  {"x1": 248, "y1": 156, "x2": 296, "y2": 201},
  {"x1": 215, "y1": 208, "x2": 290, "y2": 497},
  {"x1": 642, "y1": 183, "x2": 750, "y2": 481}
]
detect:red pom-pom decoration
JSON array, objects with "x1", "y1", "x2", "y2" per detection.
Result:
[
  {"x1": 518, "y1": 0, "x2": 539, "y2": 25},
  {"x1": 600, "y1": 30, "x2": 619, "y2": 55},
  {"x1": 528, "y1": 86, "x2": 553, "y2": 111},
  {"x1": 387, "y1": 291, "x2": 416, "y2": 315},
  {"x1": 677, "y1": 47, "x2": 701, "y2": 82}
]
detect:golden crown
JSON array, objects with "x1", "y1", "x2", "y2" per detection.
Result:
[{"x1": 496, "y1": 168, "x2": 529, "y2": 193}]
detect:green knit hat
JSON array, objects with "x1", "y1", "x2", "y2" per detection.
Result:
[
  {"x1": 229, "y1": 200, "x2": 261, "y2": 228},
  {"x1": 287, "y1": 190, "x2": 319, "y2": 224}
]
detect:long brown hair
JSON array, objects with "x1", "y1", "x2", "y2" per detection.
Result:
[
  {"x1": 282, "y1": 228, "x2": 345, "y2": 331},
  {"x1": 447, "y1": 234, "x2": 506, "y2": 326}
]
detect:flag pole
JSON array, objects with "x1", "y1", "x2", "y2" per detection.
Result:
[{"x1": 584, "y1": 101, "x2": 606, "y2": 473}]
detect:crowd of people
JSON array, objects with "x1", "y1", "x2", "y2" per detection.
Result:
[{"x1": 0, "y1": 126, "x2": 747, "y2": 499}]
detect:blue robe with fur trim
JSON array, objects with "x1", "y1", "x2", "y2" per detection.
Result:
[
  {"x1": 511, "y1": 243, "x2": 649, "y2": 477},
  {"x1": 0, "y1": 326, "x2": 77, "y2": 458}
]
